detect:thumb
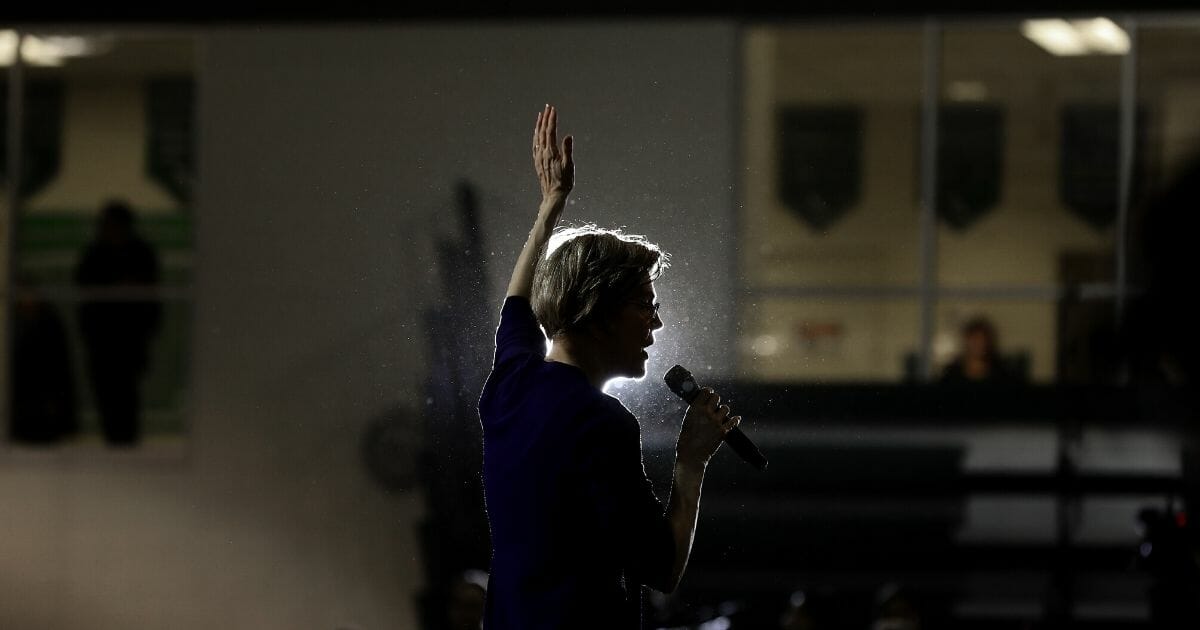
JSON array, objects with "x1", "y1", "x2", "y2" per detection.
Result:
[{"x1": 562, "y1": 135, "x2": 574, "y2": 163}]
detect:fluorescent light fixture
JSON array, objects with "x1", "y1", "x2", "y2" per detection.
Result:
[
  {"x1": 1077, "y1": 17, "x2": 1131, "y2": 55},
  {"x1": 16, "y1": 35, "x2": 68, "y2": 66},
  {"x1": 0, "y1": 30, "x2": 19, "y2": 66},
  {"x1": 1021, "y1": 18, "x2": 1130, "y2": 56},
  {"x1": 0, "y1": 30, "x2": 112, "y2": 67},
  {"x1": 1021, "y1": 19, "x2": 1088, "y2": 56}
]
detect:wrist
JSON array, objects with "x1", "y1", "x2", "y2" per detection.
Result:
[
  {"x1": 540, "y1": 192, "x2": 569, "y2": 210},
  {"x1": 673, "y1": 455, "x2": 707, "y2": 477}
]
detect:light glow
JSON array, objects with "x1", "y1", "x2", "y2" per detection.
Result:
[
  {"x1": 946, "y1": 81, "x2": 989, "y2": 102},
  {"x1": 751, "y1": 334, "x2": 782, "y2": 357},
  {"x1": 1021, "y1": 18, "x2": 1129, "y2": 57},
  {"x1": 1077, "y1": 18, "x2": 1131, "y2": 55},
  {"x1": 0, "y1": 31, "x2": 112, "y2": 67}
]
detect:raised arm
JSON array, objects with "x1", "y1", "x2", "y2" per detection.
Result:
[{"x1": 507, "y1": 104, "x2": 575, "y2": 299}]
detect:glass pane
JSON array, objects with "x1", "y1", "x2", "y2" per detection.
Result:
[
  {"x1": 937, "y1": 22, "x2": 1122, "y2": 287},
  {"x1": 9, "y1": 32, "x2": 195, "y2": 448},
  {"x1": 742, "y1": 25, "x2": 923, "y2": 290},
  {"x1": 738, "y1": 297, "x2": 920, "y2": 382}
]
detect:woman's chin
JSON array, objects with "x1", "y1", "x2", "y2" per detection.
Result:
[
  {"x1": 610, "y1": 354, "x2": 650, "y2": 381},
  {"x1": 613, "y1": 367, "x2": 647, "y2": 381}
]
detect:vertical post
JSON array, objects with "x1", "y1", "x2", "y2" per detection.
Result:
[
  {"x1": 1115, "y1": 16, "x2": 1137, "y2": 327},
  {"x1": 917, "y1": 20, "x2": 942, "y2": 381},
  {"x1": 1, "y1": 31, "x2": 25, "y2": 443},
  {"x1": 740, "y1": 28, "x2": 775, "y2": 377},
  {"x1": 730, "y1": 25, "x2": 746, "y2": 379}
]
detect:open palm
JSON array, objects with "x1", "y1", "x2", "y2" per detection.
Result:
[{"x1": 533, "y1": 104, "x2": 574, "y2": 199}]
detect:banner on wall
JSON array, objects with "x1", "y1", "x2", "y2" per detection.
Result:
[
  {"x1": 1060, "y1": 103, "x2": 1147, "y2": 231},
  {"x1": 777, "y1": 105, "x2": 863, "y2": 231},
  {"x1": 145, "y1": 77, "x2": 195, "y2": 205},
  {"x1": 934, "y1": 104, "x2": 1004, "y2": 231},
  {"x1": 0, "y1": 80, "x2": 63, "y2": 200}
]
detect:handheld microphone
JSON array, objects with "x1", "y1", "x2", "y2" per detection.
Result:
[{"x1": 664, "y1": 365, "x2": 768, "y2": 471}]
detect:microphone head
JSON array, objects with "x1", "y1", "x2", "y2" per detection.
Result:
[
  {"x1": 665, "y1": 364, "x2": 768, "y2": 472},
  {"x1": 664, "y1": 365, "x2": 700, "y2": 403}
]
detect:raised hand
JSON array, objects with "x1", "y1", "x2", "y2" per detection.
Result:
[
  {"x1": 533, "y1": 104, "x2": 574, "y2": 201},
  {"x1": 507, "y1": 104, "x2": 574, "y2": 298}
]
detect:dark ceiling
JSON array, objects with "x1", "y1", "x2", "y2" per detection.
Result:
[{"x1": 1, "y1": 2, "x2": 1198, "y2": 25}]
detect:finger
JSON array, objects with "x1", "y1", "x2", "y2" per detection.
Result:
[
  {"x1": 716, "y1": 404, "x2": 731, "y2": 420},
  {"x1": 725, "y1": 416, "x2": 742, "y2": 431},
  {"x1": 541, "y1": 104, "x2": 551, "y2": 148},
  {"x1": 562, "y1": 135, "x2": 573, "y2": 164},
  {"x1": 535, "y1": 111, "x2": 543, "y2": 146},
  {"x1": 540, "y1": 104, "x2": 549, "y2": 146}
]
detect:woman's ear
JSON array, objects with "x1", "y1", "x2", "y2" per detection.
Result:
[
  {"x1": 584, "y1": 316, "x2": 615, "y2": 341},
  {"x1": 583, "y1": 321, "x2": 604, "y2": 341}
]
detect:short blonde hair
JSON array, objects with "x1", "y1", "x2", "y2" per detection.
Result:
[{"x1": 532, "y1": 224, "x2": 669, "y2": 339}]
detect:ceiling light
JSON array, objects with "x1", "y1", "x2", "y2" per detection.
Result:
[
  {"x1": 0, "y1": 31, "x2": 112, "y2": 67},
  {"x1": 1077, "y1": 17, "x2": 1131, "y2": 55},
  {"x1": 1021, "y1": 18, "x2": 1129, "y2": 56}
]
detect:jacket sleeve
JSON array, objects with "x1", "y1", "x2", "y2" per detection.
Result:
[
  {"x1": 577, "y1": 401, "x2": 676, "y2": 592},
  {"x1": 493, "y1": 295, "x2": 547, "y2": 366}
]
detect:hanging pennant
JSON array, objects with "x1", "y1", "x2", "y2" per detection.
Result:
[
  {"x1": 145, "y1": 77, "x2": 195, "y2": 205},
  {"x1": 777, "y1": 105, "x2": 863, "y2": 231},
  {"x1": 1060, "y1": 103, "x2": 1146, "y2": 232},
  {"x1": 0, "y1": 80, "x2": 64, "y2": 200},
  {"x1": 936, "y1": 104, "x2": 1004, "y2": 231}
]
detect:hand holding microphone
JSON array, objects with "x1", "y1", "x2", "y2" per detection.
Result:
[{"x1": 665, "y1": 365, "x2": 768, "y2": 471}]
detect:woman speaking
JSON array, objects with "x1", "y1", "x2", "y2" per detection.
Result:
[{"x1": 478, "y1": 104, "x2": 739, "y2": 629}]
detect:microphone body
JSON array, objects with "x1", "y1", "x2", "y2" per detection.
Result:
[{"x1": 664, "y1": 365, "x2": 768, "y2": 471}]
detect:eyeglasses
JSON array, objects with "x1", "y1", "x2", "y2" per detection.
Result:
[{"x1": 628, "y1": 299, "x2": 661, "y2": 319}]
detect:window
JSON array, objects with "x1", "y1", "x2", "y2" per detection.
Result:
[
  {"x1": 738, "y1": 20, "x2": 1167, "y2": 385},
  {"x1": 3, "y1": 32, "x2": 196, "y2": 452}
]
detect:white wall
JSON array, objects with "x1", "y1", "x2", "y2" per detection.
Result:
[{"x1": 0, "y1": 22, "x2": 739, "y2": 629}]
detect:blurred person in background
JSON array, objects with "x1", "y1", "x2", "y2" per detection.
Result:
[
  {"x1": 939, "y1": 316, "x2": 1023, "y2": 385},
  {"x1": 1122, "y1": 152, "x2": 1200, "y2": 628},
  {"x1": 75, "y1": 199, "x2": 162, "y2": 446},
  {"x1": 1125, "y1": 153, "x2": 1200, "y2": 389},
  {"x1": 871, "y1": 582, "x2": 921, "y2": 630},
  {"x1": 10, "y1": 272, "x2": 78, "y2": 444}
]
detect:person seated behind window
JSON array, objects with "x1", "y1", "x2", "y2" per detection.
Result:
[{"x1": 939, "y1": 316, "x2": 1024, "y2": 385}]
